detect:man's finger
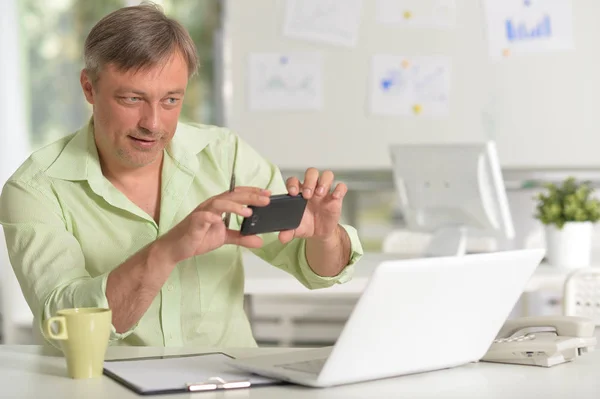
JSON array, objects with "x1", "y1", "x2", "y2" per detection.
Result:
[
  {"x1": 278, "y1": 229, "x2": 295, "y2": 244},
  {"x1": 222, "y1": 191, "x2": 271, "y2": 207},
  {"x1": 302, "y1": 168, "x2": 320, "y2": 199},
  {"x1": 232, "y1": 186, "x2": 271, "y2": 196},
  {"x1": 205, "y1": 199, "x2": 253, "y2": 217},
  {"x1": 190, "y1": 210, "x2": 224, "y2": 228},
  {"x1": 315, "y1": 170, "x2": 334, "y2": 197},
  {"x1": 286, "y1": 176, "x2": 301, "y2": 196},
  {"x1": 331, "y1": 182, "x2": 348, "y2": 200}
]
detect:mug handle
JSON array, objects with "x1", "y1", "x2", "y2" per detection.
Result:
[{"x1": 44, "y1": 316, "x2": 68, "y2": 340}]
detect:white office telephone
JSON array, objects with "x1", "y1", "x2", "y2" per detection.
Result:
[{"x1": 481, "y1": 316, "x2": 597, "y2": 367}]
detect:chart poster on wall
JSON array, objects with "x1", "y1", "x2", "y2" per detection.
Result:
[
  {"x1": 283, "y1": 0, "x2": 363, "y2": 47},
  {"x1": 369, "y1": 55, "x2": 451, "y2": 117},
  {"x1": 375, "y1": 0, "x2": 456, "y2": 29},
  {"x1": 483, "y1": 0, "x2": 574, "y2": 60},
  {"x1": 248, "y1": 53, "x2": 324, "y2": 111}
]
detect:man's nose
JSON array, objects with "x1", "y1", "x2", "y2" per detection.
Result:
[{"x1": 139, "y1": 103, "x2": 160, "y2": 133}]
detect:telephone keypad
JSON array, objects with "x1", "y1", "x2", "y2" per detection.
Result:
[{"x1": 494, "y1": 334, "x2": 536, "y2": 344}]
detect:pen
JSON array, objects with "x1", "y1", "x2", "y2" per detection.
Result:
[
  {"x1": 187, "y1": 377, "x2": 251, "y2": 392},
  {"x1": 223, "y1": 172, "x2": 236, "y2": 227},
  {"x1": 223, "y1": 140, "x2": 238, "y2": 228}
]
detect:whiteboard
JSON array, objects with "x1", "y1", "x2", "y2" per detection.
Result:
[{"x1": 221, "y1": 0, "x2": 600, "y2": 170}]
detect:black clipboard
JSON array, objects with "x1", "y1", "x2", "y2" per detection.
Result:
[{"x1": 103, "y1": 352, "x2": 281, "y2": 395}]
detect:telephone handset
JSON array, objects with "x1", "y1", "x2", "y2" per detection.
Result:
[{"x1": 481, "y1": 316, "x2": 597, "y2": 367}]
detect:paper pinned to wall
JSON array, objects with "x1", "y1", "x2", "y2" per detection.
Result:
[
  {"x1": 248, "y1": 53, "x2": 323, "y2": 111},
  {"x1": 483, "y1": 0, "x2": 574, "y2": 60},
  {"x1": 375, "y1": 0, "x2": 456, "y2": 29},
  {"x1": 283, "y1": 0, "x2": 363, "y2": 47},
  {"x1": 369, "y1": 55, "x2": 451, "y2": 117}
]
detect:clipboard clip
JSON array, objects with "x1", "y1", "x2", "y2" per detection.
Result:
[{"x1": 186, "y1": 376, "x2": 251, "y2": 392}]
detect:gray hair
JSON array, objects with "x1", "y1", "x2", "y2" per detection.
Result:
[{"x1": 84, "y1": 2, "x2": 199, "y2": 83}]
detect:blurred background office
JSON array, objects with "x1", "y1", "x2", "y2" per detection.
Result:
[{"x1": 2, "y1": 0, "x2": 600, "y2": 346}]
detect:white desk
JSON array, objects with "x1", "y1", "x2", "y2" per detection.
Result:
[
  {"x1": 243, "y1": 251, "x2": 580, "y2": 296},
  {"x1": 2, "y1": 334, "x2": 599, "y2": 399}
]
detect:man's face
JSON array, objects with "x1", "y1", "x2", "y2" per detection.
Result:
[{"x1": 80, "y1": 51, "x2": 188, "y2": 169}]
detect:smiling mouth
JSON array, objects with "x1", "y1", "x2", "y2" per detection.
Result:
[{"x1": 129, "y1": 136, "x2": 157, "y2": 143}]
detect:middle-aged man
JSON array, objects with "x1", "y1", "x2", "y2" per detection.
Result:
[{"x1": 0, "y1": 3, "x2": 363, "y2": 347}]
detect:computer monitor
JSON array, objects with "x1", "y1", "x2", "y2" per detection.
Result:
[{"x1": 389, "y1": 141, "x2": 515, "y2": 257}]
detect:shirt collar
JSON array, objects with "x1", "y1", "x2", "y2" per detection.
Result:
[
  {"x1": 45, "y1": 119, "x2": 98, "y2": 181},
  {"x1": 164, "y1": 122, "x2": 214, "y2": 176},
  {"x1": 46, "y1": 119, "x2": 214, "y2": 182}
]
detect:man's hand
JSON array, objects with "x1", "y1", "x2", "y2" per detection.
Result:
[
  {"x1": 107, "y1": 186, "x2": 270, "y2": 333},
  {"x1": 282, "y1": 168, "x2": 352, "y2": 276},
  {"x1": 281, "y1": 168, "x2": 347, "y2": 244},
  {"x1": 160, "y1": 187, "x2": 271, "y2": 264}
]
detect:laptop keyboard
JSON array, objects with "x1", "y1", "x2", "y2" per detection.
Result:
[{"x1": 275, "y1": 358, "x2": 328, "y2": 375}]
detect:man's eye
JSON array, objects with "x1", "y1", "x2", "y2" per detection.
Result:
[
  {"x1": 121, "y1": 97, "x2": 141, "y2": 103},
  {"x1": 165, "y1": 98, "x2": 179, "y2": 105}
]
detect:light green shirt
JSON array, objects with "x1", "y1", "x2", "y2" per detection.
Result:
[{"x1": 0, "y1": 122, "x2": 363, "y2": 347}]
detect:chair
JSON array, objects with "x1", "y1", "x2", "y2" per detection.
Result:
[{"x1": 563, "y1": 268, "x2": 600, "y2": 325}]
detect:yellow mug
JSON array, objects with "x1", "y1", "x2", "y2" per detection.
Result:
[{"x1": 43, "y1": 307, "x2": 112, "y2": 379}]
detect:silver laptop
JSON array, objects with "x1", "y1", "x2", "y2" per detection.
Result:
[{"x1": 228, "y1": 249, "x2": 545, "y2": 387}]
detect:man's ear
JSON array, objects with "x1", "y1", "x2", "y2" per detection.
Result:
[{"x1": 80, "y1": 69, "x2": 95, "y2": 105}]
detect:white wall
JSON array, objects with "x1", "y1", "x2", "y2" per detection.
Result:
[
  {"x1": 224, "y1": 0, "x2": 600, "y2": 170},
  {"x1": 0, "y1": 0, "x2": 34, "y2": 344}
]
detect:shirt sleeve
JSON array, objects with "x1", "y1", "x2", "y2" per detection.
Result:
[
  {"x1": 0, "y1": 179, "x2": 136, "y2": 346},
  {"x1": 227, "y1": 134, "x2": 364, "y2": 289}
]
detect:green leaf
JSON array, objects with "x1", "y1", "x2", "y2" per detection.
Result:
[{"x1": 533, "y1": 176, "x2": 600, "y2": 227}]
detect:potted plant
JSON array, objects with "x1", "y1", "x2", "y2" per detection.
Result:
[{"x1": 534, "y1": 177, "x2": 600, "y2": 268}]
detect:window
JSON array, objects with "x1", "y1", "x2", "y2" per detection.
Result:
[{"x1": 21, "y1": 0, "x2": 221, "y2": 150}]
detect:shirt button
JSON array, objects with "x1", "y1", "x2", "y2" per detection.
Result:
[{"x1": 167, "y1": 284, "x2": 174, "y2": 291}]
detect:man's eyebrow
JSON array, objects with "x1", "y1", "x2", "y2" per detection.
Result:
[
  {"x1": 115, "y1": 88, "x2": 146, "y2": 95},
  {"x1": 114, "y1": 88, "x2": 185, "y2": 96},
  {"x1": 165, "y1": 89, "x2": 185, "y2": 96}
]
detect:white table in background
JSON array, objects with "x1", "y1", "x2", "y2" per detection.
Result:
[
  {"x1": 1, "y1": 333, "x2": 599, "y2": 399},
  {"x1": 0, "y1": 251, "x2": 585, "y2": 345},
  {"x1": 243, "y1": 251, "x2": 582, "y2": 296}
]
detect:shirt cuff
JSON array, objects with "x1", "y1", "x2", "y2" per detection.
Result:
[
  {"x1": 339, "y1": 223, "x2": 364, "y2": 266},
  {"x1": 296, "y1": 223, "x2": 364, "y2": 289}
]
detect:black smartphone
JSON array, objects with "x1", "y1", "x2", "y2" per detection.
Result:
[{"x1": 240, "y1": 194, "x2": 307, "y2": 235}]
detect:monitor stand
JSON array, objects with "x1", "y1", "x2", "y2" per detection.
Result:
[{"x1": 424, "y1": 226, "x2": 468, "y2": 257}]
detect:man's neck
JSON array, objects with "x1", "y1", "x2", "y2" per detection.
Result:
[
  {"x1": 100, "y1": 152, "x2": 164, "y2": 223},
  {"x1": 101, "y1": 152, "x2": 164, "y2": 188}
]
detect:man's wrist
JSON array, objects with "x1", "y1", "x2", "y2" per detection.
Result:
[
  {"x1": 309, "y1": 224, "x2": 344, "y2": 247},
  {"x1": 308, "y1": 225, "x2": 352, "y2": 265},
  {"x1": 305, "y1": 224, "x2": 352, "y2": 275},
  {"x1": 149, "y1": 235, "x2": 180, "y2": 268}
]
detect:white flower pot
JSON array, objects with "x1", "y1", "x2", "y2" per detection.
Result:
[{"x1": 545, "y1": 222, "x2": 593, "y2": 268}]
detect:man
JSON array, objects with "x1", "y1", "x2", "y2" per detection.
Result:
[{"x1": 0, "y1": 3, "x2": 362, "y2": 347}]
